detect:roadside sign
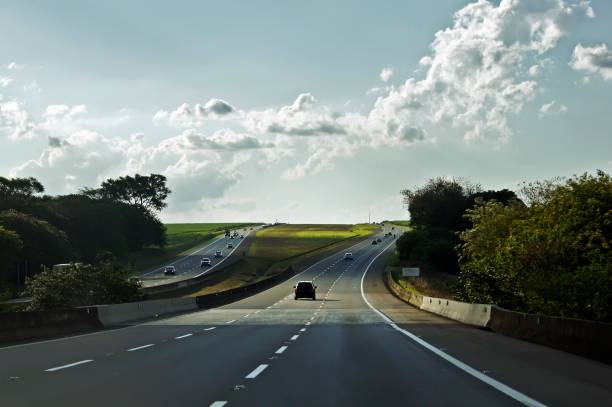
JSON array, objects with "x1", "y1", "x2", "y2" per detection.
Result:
[{"x1": 402, "y1": 267, "x2": 420, "y2": 277}]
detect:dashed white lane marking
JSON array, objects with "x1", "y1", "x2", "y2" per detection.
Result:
[
  {"x1": 203, "y1": 327, "x2": 216, "y2": 331},
  {"x1": 243, "y1": 314, "x2": 250, "y2": 317},
  {"x1": 254, "y1": 310, "x2": 261, "y2": 313},
  {"x1": 175, "y1": 333, "x2": 193, "y2": 339},
  {"x1": 290, "y1": 335, "x2": 299, "y2": 341},
  {"x1": 127, "y1": 344, "x2": 155, "y2": 352},
  {"x1": 246, "y1": 364, "x2": 268, "y2": 379},
  {"x1": 45, "y1": 359, "x2": 93, "y2": 372},
  {"x1": 226, "y1": 320, "x2": 236, "y2": 324},
  {"x1": 359, "y1": 241, "x2": 545, "y2": 407},
  {"x1": 275, "y1": 346, "x2": 288, "y2": 354},
  {"x1": 305, "y1": 322, "x2": 311, "y2": 326},
  {"x1": 210, "y1": 402, "x2": 227, "y2": 407},
  {"x1": 300, "y1": 328, "x2": 306, "y2": 332}
]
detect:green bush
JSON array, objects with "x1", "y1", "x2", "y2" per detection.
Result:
[
  {"x1": 25, "y1": 262, "x2": 143, "y2": 310},
  {"x1": 458, "y1": 171, "x2": 612, "y2": 321}
]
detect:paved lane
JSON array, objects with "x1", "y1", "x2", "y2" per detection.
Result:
[
  {"x1": 1, "y1": 230, "x2": 611, "y2": 406},
  {"x1": 138, "y1": 226, "x2": 259, "y2": 287}
]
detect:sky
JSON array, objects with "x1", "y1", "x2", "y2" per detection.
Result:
[{"x1": 1, "y1": 0, "x2": 611, "y2": 224}]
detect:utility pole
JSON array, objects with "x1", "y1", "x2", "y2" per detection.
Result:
[{"x1": 368, "y1": 210, "x2": 371, "y2": 224}]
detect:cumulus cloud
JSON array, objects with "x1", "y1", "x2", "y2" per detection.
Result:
[
  {"x1": 153, "y1": 98, "x2": 236, "y2": 127},
  {"x1": 0, "y1": 101, "x2": 36, "y2": 140},
  {"x1": 539, "y1": 100, "x2": 567, "y2": 117},
  {"x1": 23, "y1": 80, "x2": 41, "y2": 93},
  {"x1": 6, "y1": 62, "x2": 25, "y2": 70},
  {"x1": 367, "y1": 0, "x2": 594, "y2": 144},
  {"x1": 281, "y1": 137, "x2": 357, "y2": 180},
  {"x1": 245, "y1": 93, "x2": 347, "y2": 136},
  {"x1": 569, "y1": 43, "x2": 612, "y2": 81},
  {"x1": 379, "y1": 67, "x2": 394, "y2": 82}
]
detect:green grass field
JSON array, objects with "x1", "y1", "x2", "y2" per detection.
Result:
[
  {"x1": 388, "y1": 220, "x2": 411, "y2": 228},
  {"x1": 125, "y1": 222, "x2": 259, "y2": 272},
  {"x1": 188, "y1": 223, "x2": 378, "y2": 295}
]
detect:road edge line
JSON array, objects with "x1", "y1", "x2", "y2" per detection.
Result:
[{"x1": 359, "y1": 241, "x2": 546, "y2": 407}]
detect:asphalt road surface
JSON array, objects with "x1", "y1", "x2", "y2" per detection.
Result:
[
  {"x1": 138, "y1": 226, "x2": 259, "y2": 288},
  {"x1": 2, "y1": 231, "x2": 611, "y2": 406}
]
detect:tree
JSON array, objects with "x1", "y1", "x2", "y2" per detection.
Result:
[
  {"x1": 0, "y1": 210, "x2": 72, "y2": 280},
  {"x1": 457, "y1": 171, "x2": 612, "y2": 321},
  {"x1": 84, "y1": 174, "x2": 170, "y2": 212},
  {"x1": 0, "y1": 176, "x2": 44, "y2": 198},
  {"x1": 401, "y1": 177, "x2": 479, "y2": 231},
  {"x1": 0, "y1": 226, "x2": 23, "y2": 282}
]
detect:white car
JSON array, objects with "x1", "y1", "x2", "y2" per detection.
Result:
[
  {"x1": 343, "y1": 252, "x2": 354, "y2": 260},
  {"x1": 164, "y1": 265, "x2": 176, "y2": 275},
  {"x1": 200, "y1": 258, "x2": 211, "y2": 267},
  {"x1": 215, "y1": 250, "x2": 223, "y2": 258}
]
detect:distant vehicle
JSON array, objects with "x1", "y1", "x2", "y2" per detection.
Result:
[
  {"x1": 164, "y1": 265, "x2": 176, "y2": 275},
  {"x1": 377, "y1": 238, "x2": 382, "y2": 243},
  {"x1": 227, "y1": 243, "x2": 234, "y2": 249},
  {"x1": 225, "y1": 230, "x2": 230, "y2": 237},
  {"x1": 215, "y1": 251, "x2": 223, "y2": 258},
  {"x1": 239, "y1": 235, "x2": 244, "y2": 239},
  {"x1": 294, "y1": 281, "x2": 317, "y2": 300},
  {"x1": 200, "y1": 258, "x2": 211, "y2": 267},
  {"x1": 343, "y1": 252, "x2": 354, "y2": 260},
  {"x1": 372, "y1": 240, "x2": 378, "y2": 245},
  {"x1": 230, "y1": 235, "x2": 235, "y2": 239}
]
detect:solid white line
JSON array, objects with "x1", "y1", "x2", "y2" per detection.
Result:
[
  {"x1": 127, "y1": 344, "x2": 154, "y2": 352},
  {"x1": 175, "y1": 333, "x2": 193, "y2": 339},
  {"x1": 290, "y1": 335, "x2": 299, "y2": 340},
  {"x1": 246, "y1": 364, "x2": 268, "y2": 379},
  {"x1": 359, "y1": 242, "x2": 545, "y2": 407},
  {"x1": 45, "y1": 359, "x2": 93, "y2": 372},
  {"x1": 275, "y1": 346, "x2": 288, "y2": 354},
  {"x1": 226, "y1": 320, "x2": 236, "y2": 324},
  {"x1": 203, "y1": 327, "x2": 216, "y2": 331},
  {"x1": 210, "y1": 402, "x2": 227, "y2": 407}
]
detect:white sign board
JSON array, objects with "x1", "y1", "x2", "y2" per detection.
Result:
[{"x1": 402, "y1": 267, "x2": 420, "y2": 277}]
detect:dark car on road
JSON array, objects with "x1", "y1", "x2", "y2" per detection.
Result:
[
  {"x1": 372, "y1": 239, "x2": 378, "y2": 245},
  {"x1": 200, "y1": 258, "x2": 211, "y2": 267},
  {"x1": 164, "y1": 265, "x2": 176, "y2": 275},
  {"x1": 294, "y1": 281, "x2": 317, "y2": 300}
]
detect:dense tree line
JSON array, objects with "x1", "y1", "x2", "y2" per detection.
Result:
[
  {"x1": 0, "y1": 174, "x2": 168, "y2": 290},
  {"x1": 397, "y1": 177, "x2": 518, "y2": 273},
  {"x1": 397, "y1": 172, "x2": 611, "y2": 322}
]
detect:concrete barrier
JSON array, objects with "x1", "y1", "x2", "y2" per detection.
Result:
[
  {"x1": 385, "y1": 271, "x2": 423, "y2": 308},
  {"x1": 0, "y1": 308, "x2": 101, "y2": 345},
  {"x1": 420, "y1": 296, "x2": 491, "y2": 328},
  {"x1": 95, "y1": 297, "x2": 198, "y2": 327},
  {"x1": 490, "y1": 306, "x2": 612, "y2": 363}
]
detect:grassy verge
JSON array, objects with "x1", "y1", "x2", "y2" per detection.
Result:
[
  {"x1": 388, "y1": 220, "x2": 411, "y2": 228},
  {"x1": 187, "y1": 223, "x2": 378, "y2": 296},
  {"x1": 386, "y1": 249, "x2": 458, "y2": 299},
  {"x1": 124, "y1": 222, "x2": 260, "y2": 272}
]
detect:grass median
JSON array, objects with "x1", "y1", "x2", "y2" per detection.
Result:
[{"x1": 187, "y1": 223, "x2": 378, "y2": 296}]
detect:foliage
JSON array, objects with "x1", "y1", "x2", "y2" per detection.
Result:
[
  {"x1": 0, "y1": 176, "x2": 44, "y2": 199},
  {"x1": 84, "y1": 173, "x2": 170, "y2": 212},
  {"x1": 0, "y1": 210, "x2": 72, "y2": 282},
  {"x1": 396, "y1": 227, "x2": 459, "y2": 273},
  {"x1": 457, "y1": 171, "x2": 612, "y2": 321},
  {"x1": 0, "y1": 225, "x2": 23, "y2": 279},
  {"x1": 25, "y1": 262, "x2": 143, "y2": 310}
]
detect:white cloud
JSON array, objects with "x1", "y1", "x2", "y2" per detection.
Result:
[
  {"x1": 380, "y1": 67, "x2": 394, "y2": 82},
  {"x1": 245, "y1": 93, "x2": 347, "y2": 136},
  {"x1": 539, "y1": 100, "x2": 567, "y2": 117},
  {"x1": 6, "y1": 62, "x2": 25, "y2": 70},
  {"x1": 0, "y1": 76, "x2": 12, "y2": 87},
  {"x1": 23, "y1": 80, "x2": 41, "y2": 93},
  {"x1": 281, "y1": 136, "x2": 357, "y2": 180},
  {"x1": 367, "y1": 0, "x2": 593, "y2": 144},
  {"x1": 153, "y1": 98, "x2": 236, "y2": 127},
  {"x1": 570, "y1": 43, "x2": 612, "y2": 81},
  {"x1": 0, "y1": 101, "x2": 36, "y2": 140}
]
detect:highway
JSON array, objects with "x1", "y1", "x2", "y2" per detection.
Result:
[
  {"x1": 138, "y1": 226, "x2": 259, "y2": 288},
  {"x1": 1, "y1": 231, "x2": 611, "y2": 406}
]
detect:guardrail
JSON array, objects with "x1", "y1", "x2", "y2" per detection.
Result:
[{"x1": 385, "y1": 271, "x2": 612, "y2": 363}]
